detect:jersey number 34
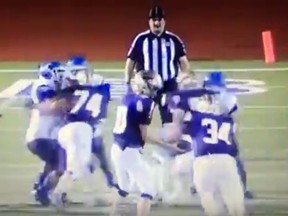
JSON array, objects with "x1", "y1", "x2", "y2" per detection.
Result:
[{"x1": 202, "y1": 118, "x2": 232, "y2": 145}]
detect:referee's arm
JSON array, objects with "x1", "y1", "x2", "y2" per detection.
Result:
[
  {"x1": 124, "y1": 58, "x2": 136, "y2": 84},
  {"x1": 124, "y1": 36, "x2": 140, "y2": 84},
  {"x1": 175, "y1": 37, "x2": 194, "y2": 77}
]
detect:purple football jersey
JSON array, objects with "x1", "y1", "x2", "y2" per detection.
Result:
[
  {"x1": 164, "y1": 88, "x2": 239, "y2": 157},
  {"x1": 113, "y1": 93, "x2": 155, "y2": 150},
  {"x1": 187, "y1": 111, "x2": 238, "y2": 157},
  {"x1": 65, "y1": 83, "x2": 110, "y2": 125}
]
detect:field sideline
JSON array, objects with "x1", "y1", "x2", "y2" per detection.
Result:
[{"x1": 0, "y1": 61, "x2": 287, "y2": 215}]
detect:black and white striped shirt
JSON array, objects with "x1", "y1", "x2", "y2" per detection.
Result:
[{"x1": 127, "y1": 30, "x2": 186, "y2": 84}]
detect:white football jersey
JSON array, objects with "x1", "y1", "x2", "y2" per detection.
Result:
[
  {"x1": 26, "y1": 78, "x2": 61, "y2": 143},
  {"x1": 30, "y1": 78, "x2": 57, "y2": 104},
  {"x1": 189, "y1": 89, "x2": 238, "y2": 116}
]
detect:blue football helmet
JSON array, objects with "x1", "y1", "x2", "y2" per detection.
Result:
[
  {"x1": 203, "y1": 71, "x2": 226, "y2": 89},
  {"x1": 66, "y1": 56, "x2": 93, "y2": 84},
  {"x1": 38, "y1": 61, "x2": 66, "y2": 83}
]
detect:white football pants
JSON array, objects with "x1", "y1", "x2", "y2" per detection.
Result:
[{"x1": 193, "y1": 154, "x2": 245, "y2": 216}]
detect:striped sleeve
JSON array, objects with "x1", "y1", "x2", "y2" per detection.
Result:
[
  {"x1": 167, "y1": 31, "x2": 187, "y2": 58},
  {"x1": 127, "y1": 31, "x2": 148, "y2": 60}
]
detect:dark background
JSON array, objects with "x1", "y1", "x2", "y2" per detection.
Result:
[{"x1": 1, "y1": 0, "x2": 287, "y2": 61}]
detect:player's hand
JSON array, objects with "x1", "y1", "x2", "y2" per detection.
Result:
[
  {"x1": 169, "y1": 142, "x2": 186, "y2": 153},
  {"x1": 125, "y1": 83, "x2": 133, "y2": 94}
]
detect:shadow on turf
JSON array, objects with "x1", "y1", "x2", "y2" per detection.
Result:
[
  {"x1": 0, "y1": 202, "x2": 108, "y2": 215},
  {"x1": 1, "y1": 199, "x2": 288, "y2": 216}
]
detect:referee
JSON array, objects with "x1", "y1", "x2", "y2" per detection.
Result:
[{"x1": 125, "y1": 5, "x2": 191, "y2": 125}]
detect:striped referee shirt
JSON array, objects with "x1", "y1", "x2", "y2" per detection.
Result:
[{"x1": 127, "y1": 30, "x2": 186, "y2": 83}]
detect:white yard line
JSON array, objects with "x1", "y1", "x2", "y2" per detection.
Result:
[
  {"x1": 0, "y1": 126, "x2": 287, "y2": 132},
  {"x1": 267, "y1": 85, "x2": 287, "y2": 89},
  {"x1": 240, "y1": 126, "x2": 288, "y2": 130},
  {"x1": 5, "y1": 105, "x2": 288, "y2": 111},
  {"x1": 243, "y1": 105, "x2": 288, "y2": 109},
  {"x1": 0, "y1": 67, "x2": 287, "y2": 73}
]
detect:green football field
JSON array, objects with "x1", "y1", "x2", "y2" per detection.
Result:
[{"x1": 0, "y1": 60, "x2": 287, "y2": 216}]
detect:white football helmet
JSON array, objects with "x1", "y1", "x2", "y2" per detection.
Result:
[{"x1": 134, "y1": 70, "x2": 163, "y2": 97}]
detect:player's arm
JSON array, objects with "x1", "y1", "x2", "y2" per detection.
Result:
[
  {"x1": 36, "y1": 88, "x2": 73, "y2": 115},
  {"x1": 37, "y1": 85, "x2": 57, "y2": 103},
  {"x1": 146, "y1": 126, "x2": 185, "y2": 152},
  {"x1": 33, "y1": 85, "x2": 57, "y2": 114},
  {"x1": 145, "y1": 101, "x2": 185, "y2": 152},
  {"x1": 137, "y1": 100, "x2": 155, "y2": 142},
  {"x1": 135, "y1": 99, "x2": 172, "y2": 150}
]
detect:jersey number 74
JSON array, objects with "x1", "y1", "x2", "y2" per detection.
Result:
[{"x1": 70, "y1": 90, "x2": 103, "y2": 117}]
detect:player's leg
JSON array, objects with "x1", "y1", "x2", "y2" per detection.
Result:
[
  {"x1": 110, "y1": 144, "x2": 132, "y2": 216},
  {"x1": 27, "y1": 139, "x2": 53, "y2": 185},
  {"x1": 193, "y1": 156, "x2": 226, "y2": 216},
  {"x1": 218, "y1": 155, "x2": 245, "y2": 216},
  {"x1": 169, "y1": 150, "x2": 194, "y2": 201},
  {"x1": 27, "y1": 138, "x2": 59, "y2": 205},
  {"x1": 51, "y1": 122, "x2": 93, "y2": 209},
  {"x1": 150, "y1": 145, "x2": 173, "y2": 200},
  {"x1": 127, "y1": 148, "x2": 156, "y2": 216},
  {"x1": 92, "y1": 135, "x2": 115, "y2": 187},
  {"x1": 235, "y1": 156, "x2": 254, "y2": 199}
]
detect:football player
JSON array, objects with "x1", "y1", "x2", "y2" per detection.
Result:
[
  {"x1": 110, "y1": 69, "x2": 164, "y2": 216},
  {"x1": 65, "y1": 57, "x2": 114, "y2": 188},
  {"x1": 25, "y1": 61, "x2": 66, "y2": 206},
  {"x1": 166, "y1": 71, "x2": 253, "y2": 200},
  {"x1": 168, "y1": 71, "x2": 246, "y2": 215},
  {"x1": 46, "y1": 57, "x2": 113, "y2": 209},
  {"x1": 152, "y1": 86, "x2": 212, "y2": 202}
]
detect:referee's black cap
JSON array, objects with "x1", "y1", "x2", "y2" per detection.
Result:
[{"x1": 149, "y1": 6, "x2": 165, "y2": 19}]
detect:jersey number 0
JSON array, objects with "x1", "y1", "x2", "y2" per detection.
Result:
[{"x1": 113, "y1": 106, "x2": 128, "y2": 134}]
